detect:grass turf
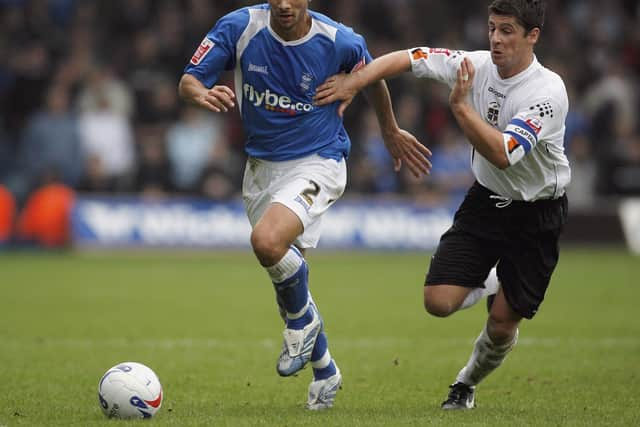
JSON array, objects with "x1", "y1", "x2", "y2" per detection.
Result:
[{"x1": 0, "y1": 247, "x2": 639, "y2": 426}]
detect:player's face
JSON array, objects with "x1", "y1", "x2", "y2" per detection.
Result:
[
  {"x1": 269, "y1": 0, "x2": 310, "y2": 39},
  {"x1": 488, "y1": 14, "x2": 539, "y2": 78}
]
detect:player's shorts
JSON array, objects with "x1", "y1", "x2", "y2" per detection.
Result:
[
  {"x1": 425, "y1": 181, "x2": 568, "y2": 319},
  {"x1": 242, "y1": 154, "x2": 347, "y2": 249}
]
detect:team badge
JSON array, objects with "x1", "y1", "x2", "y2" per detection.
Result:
[
  {"x1": 486, "y1": 101, "x2": 500, "y2": 126},
  {"x1": 190, "y1": 38, "x2": 214, "y2": 65},
  {"x1": 300, "y1": 72, "x2": 314, "y2": 94},
  {"x1": 411, "y1": 48, "x2": 428, "y2": 61},
  {"x1": 507, "y1": 137, "x2": 521, "y2": 153}
]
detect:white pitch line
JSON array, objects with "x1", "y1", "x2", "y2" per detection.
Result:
[{"x1": 2, "y1": 337, "x2": 639, "y2": 349}]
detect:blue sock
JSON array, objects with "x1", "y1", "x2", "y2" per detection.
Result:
[
  {"x1": 311, "y1": 330, "x2": 328, "y2": 362},
  {"x1": 269, "y1": 248, "x2": 311, "y2": 330},
  {"x1": 313, "y1": 360, "x2": 337, "y2": 380},
  {"x1": 311, "y1": 331, "x2": 337, "y2": 380}
]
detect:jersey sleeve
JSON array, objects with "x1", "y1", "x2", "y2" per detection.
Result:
[
  {"x1": 408, "y1": 48, "x2": 487, "y2": 87},
  {"x1": 502, "y1": 94, "x2": 567, "y2": 166},
  {"x1": 183, "y1": 9, "x2": 249, "y2": 88},
  {"x1": 336, "y1": 27, "x2": 374, "y2": 73}
]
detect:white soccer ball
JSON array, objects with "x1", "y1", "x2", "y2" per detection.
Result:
[{"x1": 98, "y1": 361, "x2": 163, "y2": 419}]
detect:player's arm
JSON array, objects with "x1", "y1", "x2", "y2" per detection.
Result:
[
  {"x1": 314, "y1": 51, "x2": 410, "y2": 114},
  {"x1": 179, "y1": 9, "x2": 248, "y2": 114},
  {"x1": 178, "y1": 74, "x2": 235, "y2": 114},
  {"x1": 449, "y1": 58, "x2": 509, "y2": 169},
  {"x1": 363, "y1": 79, "x2": 432, "y2": 178}
]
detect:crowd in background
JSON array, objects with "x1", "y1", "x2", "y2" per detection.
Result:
[{"x1": 0, "y1": 0, "x2": 639, "y2": 227}]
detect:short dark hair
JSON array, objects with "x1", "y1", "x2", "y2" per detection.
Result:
[{"x1": 489, "y1": 0, "x2": 546, "y2": 33}]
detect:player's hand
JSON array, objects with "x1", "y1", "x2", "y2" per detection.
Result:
[
  {"x1": 450, "y1": 57, "x2": 475, "y2": 107},
  {"x1": 314, "y1": 73, "x2": 358, "y2": 117},
  {"x1": 199, "y1": 85, "x2": 236, "y2": 113},
  {"x1": 382, "y1": 128, "x2": 432, "y2": 178}
]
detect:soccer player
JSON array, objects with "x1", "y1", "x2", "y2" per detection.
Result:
[
  {"x1": 178, "y1": 0, "x2": 432, "y2": 410},
  {"x1": 314, "y1": 0, "x2": 570, "y2": 409}
]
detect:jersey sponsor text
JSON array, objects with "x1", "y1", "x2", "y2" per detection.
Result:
[{"x1": 243, "y1": 83, "x2": 314, "y2": 114}]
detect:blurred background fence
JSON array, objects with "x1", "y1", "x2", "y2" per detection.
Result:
[{"x1": 0, "y1": 0, "x2": 638, "y2": 251}]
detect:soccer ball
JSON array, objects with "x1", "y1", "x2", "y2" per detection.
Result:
[{"x1": 98, "y1": 361, "x2": 163, "y2": 419}]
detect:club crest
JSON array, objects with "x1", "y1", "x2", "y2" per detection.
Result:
[{"x1": 486, "y1": 101, "x2": 500, "y2": 127}]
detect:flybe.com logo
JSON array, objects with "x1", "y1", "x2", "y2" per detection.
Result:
[{"x1": 243, "y1": 83, "x2": 314, "y2": 116}]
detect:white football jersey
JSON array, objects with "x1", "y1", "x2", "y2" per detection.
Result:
[{"x1": 408, "y1": 48, "x2": 570, "y2": 201}]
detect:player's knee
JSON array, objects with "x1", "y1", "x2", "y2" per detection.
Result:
[
  {"x1": 423, "y1": 287, "x2": 456, "y2": 318},
  {"x1": 250, "y1": 227, "x2": 285, "y2": 266},
  {"x1": 487, "y1": 315, "x2": 519, "y2": 345}
]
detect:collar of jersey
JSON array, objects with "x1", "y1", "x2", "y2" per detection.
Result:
[
  {"x1": 491, "y1": 55, "x2": 540, "y2": 85},
  {"x1": 267, "y1": 10, "x2": 317, "y2": 46}
]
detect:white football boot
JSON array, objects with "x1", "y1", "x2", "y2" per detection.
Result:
[
  {"x1": 306, "y1": 366, "x2": 342, "y2": 410},
  {"x1": 276, "y1": 304, "x2": 322, "y2": 376}
]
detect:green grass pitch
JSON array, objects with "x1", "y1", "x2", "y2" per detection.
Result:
[{"x1": 1, "y1": 247, "x2": 639, "y2": 426}]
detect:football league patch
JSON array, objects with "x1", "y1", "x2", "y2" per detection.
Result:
[{"x1": 191, "y1": 38, "x2": 215, "y2": 65}]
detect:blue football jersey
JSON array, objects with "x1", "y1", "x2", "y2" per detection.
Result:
[{"x1": 184, "y1": 5, "x2": 372, "y2": 161}]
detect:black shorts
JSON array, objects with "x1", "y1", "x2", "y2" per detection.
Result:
[{"x1": 425, "y1": 182, "x2": 568, "y2": 319}]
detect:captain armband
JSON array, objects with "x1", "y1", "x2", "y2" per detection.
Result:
[{"x1": 502, "y1": 117, "x2": 542, "y2": 166}]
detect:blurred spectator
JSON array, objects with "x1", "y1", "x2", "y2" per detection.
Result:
[
  {"x1": 138, "y1": 75, "x2": 181, "y2": 126},
  {"x1": 198, "y1": 165, "x2": 236, "y2": 201},
  {"x1": 133, "y1": 125, "x2": 173, "y2": 197},
  {"x1": 566, "y1": 135, "x2": 597, "y2": 209},
  {"x1": 429, "y1": 127, "x2": 474, "y2": 203},
  {"x1": 78, "y1": 88, "x2": 135, "y2": 191},
  {"x1": 15, "y1": 174, "x2": 75, "y2": 248},
  {"x1": 0, "y1": 184, "x2": 16, "y2": 245},
  {"x1": 76, "y1": 154, "x2": 116, "y2": 194},
  {"x1": 17, "y1": 83, "x2": 83, "y2": 192},
  {"x1": 77, "y1": 64, "x2": 134, "y2": 119},
  {"x1": 127, "y1": 28, "x2": 177, "y2": 125},
  {"x1": 349, "y1": 110, "x2": 399, "y2": 194},
  {"x1": 583, "y1": 62, "x2": 637, "y2": 146},
  {"x1": 2, "y1": 38, "x2": 52, "y2": 136},
  {"x1": 156, "y1": 1, "x2": 189, "y2": 78},
  {"x1": 0, "y1": 0, "x2": 638, "y2": 206},
  {"x1": 0, "y1": 125, "x2": 13, "y2": 182},
  {"x1": 166, "y1": 105, "x2": 226, "y2": 194},
  {"x1": 563, "y1": 75, "x2": 597, "y2": 209}
]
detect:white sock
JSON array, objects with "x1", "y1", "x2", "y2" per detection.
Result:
[
  {"x1": 265, "y1": 248, "x2": 303, "y2": 284},
  {"x1": 311, "y1": 350, "x2": 332, "y2": 369},
  {"x1": 459, "y1": 267, "x2": 500, "y2": 310},
  {"x1": 455, "y1": 325, "x2": 519, "y2": 386}
]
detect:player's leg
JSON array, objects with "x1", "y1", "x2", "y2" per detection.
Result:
[
  {"x1": 442, "y1": 288, "x2": 521, "y2": 409},
  {"x1": 461, "y1": 267, "x2": 500, "y2": 311},
  {"x1": 270, "y1": 157, "x2": 346, "y2": 408},
  {"x1": 273, "y1": 273, "x2": 339, "y2": 401},
  {"x1": 278, "y1": 288, "x2": 340, "y2": 409},
  {"x1": 252, "y1": 204, "x2": 309, "y2": 326},
  {"x1": 251, "y1": 204, "x2": 322, "y2": 376},
  {"x1": 274, "y1": 246, "x2": 307, "y2": 322},
  {"x1": 306, "y1": 296, "x2": 342, "y2": 410},
  {"x1": 246, "y1": 156, "x2": 346, "y2": 381},
  {"x1": 442, "y1": 198, "x2": 566, "y2": 409},
  {"x1": 424, "y1": 228, "x2": 499, "y2": 318},
  {"x1": 422, "y1": 206, "x2": 502, "y2": 409},
  {"x1": 423, "y1": 284, "x2": 471, "y2": 317}
]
